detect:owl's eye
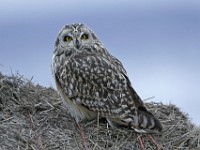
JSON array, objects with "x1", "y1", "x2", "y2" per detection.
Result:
[
  {"x1": 81, "y1": 34, "x2": 89, "y2": 40},
  {"x1": 63, "y1": 36, "x2": 73, "y2": 42}
]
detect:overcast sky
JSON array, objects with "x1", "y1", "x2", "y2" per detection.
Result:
[{"x1": 0, "y1": 0, "x2": 200, "y2": 125}]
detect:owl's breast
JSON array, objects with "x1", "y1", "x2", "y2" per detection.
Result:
[
  {"x1": 52, "y1": 51, "x2": 97, "y2": 122},
  {"x1": 54, "y1": 74, "x2": 97, "y2": 122}
]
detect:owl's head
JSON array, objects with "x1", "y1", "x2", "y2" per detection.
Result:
[{"x1": 55, "y1": 23, "x2": 98, "y2": 52}]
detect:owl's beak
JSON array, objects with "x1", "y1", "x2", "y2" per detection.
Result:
[{"x1": 75, "y1": 39, "x2": 81, "y2": 49}]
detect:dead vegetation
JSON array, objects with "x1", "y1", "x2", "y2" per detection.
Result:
[{"x1": 0, "y1": 72, "x2": 199, "y2": 150}]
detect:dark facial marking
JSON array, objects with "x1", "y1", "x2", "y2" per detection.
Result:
[{"x1": 55, "y1": 38, "x2": 59, "y2": 46}]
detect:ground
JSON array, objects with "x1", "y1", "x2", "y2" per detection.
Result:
[{"x1": 0, "y1": 72, "x2": 199, "y2": 150}]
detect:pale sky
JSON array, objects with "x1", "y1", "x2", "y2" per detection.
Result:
[{"x1": 0, "y1": 0, "x2": 200, "y2": 125}]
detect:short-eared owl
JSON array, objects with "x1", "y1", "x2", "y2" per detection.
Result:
[{"x1": 51, "y1": 23, "x2": 162, "y2": 133}]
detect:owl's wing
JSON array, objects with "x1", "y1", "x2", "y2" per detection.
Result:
[{"x1": 71, "y1": 53, "x2": 127, "y2": 91}]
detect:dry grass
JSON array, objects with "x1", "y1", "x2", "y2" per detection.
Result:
[{"x1": 0, "y1": 72, "x2": 199, "y2": 150}]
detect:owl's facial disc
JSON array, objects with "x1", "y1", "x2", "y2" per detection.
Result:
[{"x1": 59, "y1": 27, "x2": 92, "y2": 51}]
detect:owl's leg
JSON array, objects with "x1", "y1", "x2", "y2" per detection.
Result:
[
  {"x1": 77, "y1": 123, "x2": 89, "y2": 150},
  {"x1": 137, "y1": 133, "x2": 161, "y2": 150},
  {"x1": 136, "y1": 133, "x2": 145, "y2": 150},
  {"x1": 136, "y1": 133, "x2": 161, "y2": 150},
  {"x1": 147, "y1": 134, "x2": 161, "y2": 150}
]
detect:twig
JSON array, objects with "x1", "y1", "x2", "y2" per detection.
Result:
[
  {"x1": 143, "y1": 96, "x2": 155, "y2": 102},
  {"x1": 29, "y1": 113, "x2": 44, "y2": 150}
]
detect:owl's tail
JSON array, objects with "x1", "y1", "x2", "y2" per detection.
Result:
[
  {"x1": 135, "y1": 106, "x2": 163, "y2": 132},
  {"x1": 106, "y1": 107, "x2": 162, "y2": 133},
  {"x1": 127, "y1": 82, "x2": 162, "y2": 132},
  {"x1": 106, "y1": 78, "x2": 162, "y2": 132}
]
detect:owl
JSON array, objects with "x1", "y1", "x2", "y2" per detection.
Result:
[{"x1": 51, "y1": 23, "x2": 162, "y2": 133}]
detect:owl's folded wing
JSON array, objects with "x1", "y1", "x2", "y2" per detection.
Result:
[{"x1": 71, "y1": 53, "x2": 128, "y2": 90}]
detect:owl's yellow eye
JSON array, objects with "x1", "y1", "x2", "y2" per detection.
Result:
[
  {"x1": 81, "y1": 34, "x2": 89, "y2": 40},
  {"x1": 64, "y1": 36, "x2": 73, "y2": 42}
]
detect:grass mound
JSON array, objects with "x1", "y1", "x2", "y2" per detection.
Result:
[{"x1": 0, "y1": 72, "x2": 199, "y2": 150}]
